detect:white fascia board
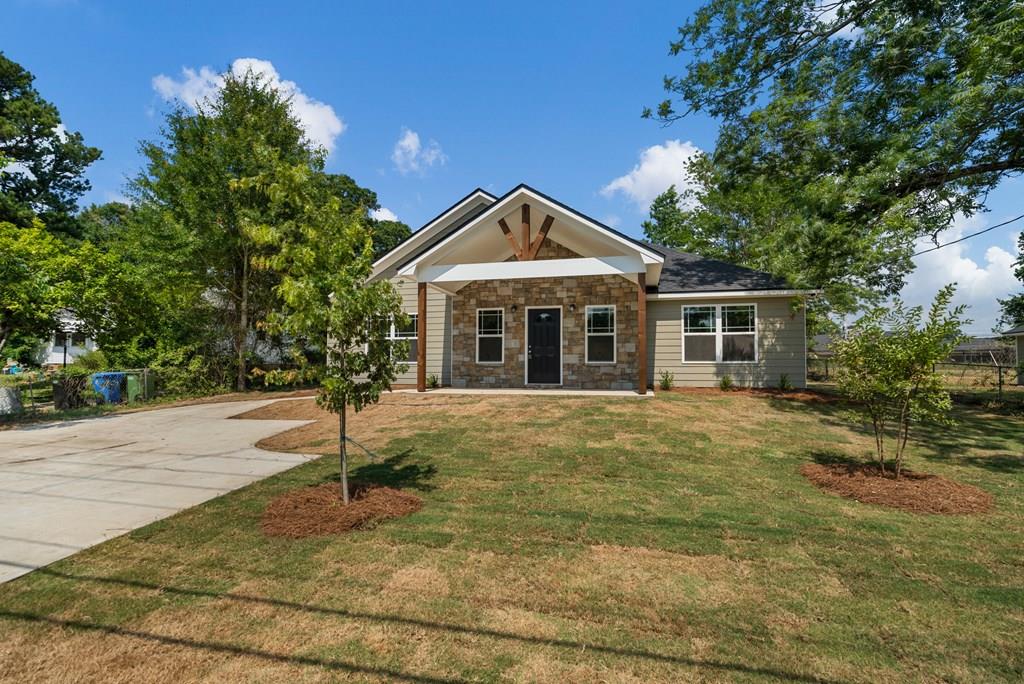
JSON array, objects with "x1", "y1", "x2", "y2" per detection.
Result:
[
  {"x1": 400, "y1": 187, "x2": 664, "y2": 274},
  {"x1": 646, "y1": 289, "x2": 821, "y2": 300},
  {"x1": 417, "y1": 256, "x2": 646, "y2": 284},
  {"x1": 371, "y1": 190, "x2": 495, "y2": 277}
]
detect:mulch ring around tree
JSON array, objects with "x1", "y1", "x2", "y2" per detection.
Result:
[
  {"x1": 262, "y1": 482, "x2": 422, "y2": 538},
  {"x1": 801, "y1": 462, "x2": 993, "y2": 515}
]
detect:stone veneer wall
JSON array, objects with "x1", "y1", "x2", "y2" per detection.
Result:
[{"x1": 450, "y1": 240, "x2": 640, "y2": 390}]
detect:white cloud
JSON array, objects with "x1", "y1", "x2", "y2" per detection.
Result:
[
  {"x1": 602, "y1": 214, "x2": 622, "y2": 229},
  {"x1": 601, "y1": 140, "x2": 702, "y2": 210},
  {"x1": 370, "y1": 206, "x2": 399, "y2": 222},
  {"x1": 391, "y1": 127, "x2": 446, "y2": 175},
  {"x1": 152, "y1": 58, "x2": 345, "y2": 154},
  {"x1": 899, "y1": 214, "x2": 1020, "y2": 334}
]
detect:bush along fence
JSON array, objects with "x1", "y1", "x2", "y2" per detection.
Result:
[{"x1": 809, "y1": 358, "x2": 1023, "y2": 401}]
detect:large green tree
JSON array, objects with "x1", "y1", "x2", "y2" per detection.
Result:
[
  {"x1": 0, "y1": 53, "x2": 101, "y2": 239},
  {"x1": 646, "y1": 0, "x2": 1024, "y2": 319},
  {"x1": 0, "y1": 220, "x2": 70, "y2": 354},
  {"x1": 132, "y1": 69, "x2": 404, "y2": 390},
  {"x1": 133, "y1": 69, "x2": 321, "y2": 391}
]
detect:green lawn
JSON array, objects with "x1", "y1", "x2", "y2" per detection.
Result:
[{"x1": 1, "y1": 391, "x2": 1021, "y2": 682}]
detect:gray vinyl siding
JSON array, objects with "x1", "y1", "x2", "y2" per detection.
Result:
[
  {"x1": 391, "y1": 277, "x2": 452, "y2": 386},
  {"x1": 647, "y1": 296, "x2": 806, "y2": 388}
]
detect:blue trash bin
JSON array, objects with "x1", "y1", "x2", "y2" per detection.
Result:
[{"x1": 92, "y1": 372, "x2": 126, "y2": 404}]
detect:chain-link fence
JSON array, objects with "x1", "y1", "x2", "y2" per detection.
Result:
[
  {"x1": 808, "y1": 358, "x2": 1023, "y2": 402},
  {"x1": 1, "y1": 368, "x2": 156, "y2": 418}
]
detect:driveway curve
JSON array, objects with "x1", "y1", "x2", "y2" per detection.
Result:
[{"x1": 0, "y1": 399, "x2": 315, "y2": 583}]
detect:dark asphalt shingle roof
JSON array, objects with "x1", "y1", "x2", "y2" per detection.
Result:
[
  {"x1": 1003, "y1": 323, "x2": 1024, "y2": 336},
  {"x1": 644, "y1": 242, "x2": 792, "y2": 293}
]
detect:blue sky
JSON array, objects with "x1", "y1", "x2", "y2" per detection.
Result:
[{"x1": 4, "y1": 0, "x2": 1020, "y2": 333}]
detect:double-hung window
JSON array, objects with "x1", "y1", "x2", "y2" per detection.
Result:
[
  {"x1": 721, "y1": 304, "x2": 756, "y2": 362},
  {"x1": 476, "y1": 308, "x2": 503, "y2": 363},
  {"x1": 390, "y1": 314, "x2": 418, "y2": 364},
  {"x1": 682, "y1": 304, "x2": 757, "y2": 362},
  {"x1": 585, "y1": 305, "x2": 616, "y2": 363}
]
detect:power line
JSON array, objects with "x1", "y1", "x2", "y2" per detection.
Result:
[{"x1": 913, "y1": 213, "x2": 1024, "y2": 256}]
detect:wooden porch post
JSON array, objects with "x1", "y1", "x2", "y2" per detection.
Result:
[
  {"x1": 417, "y1": 282, "x2": 427, "y2": 392},
  {"x1": 637, "y1": 273, "x2": 647, "y2": 395}
]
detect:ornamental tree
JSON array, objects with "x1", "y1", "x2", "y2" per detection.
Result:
[
  {"x1": 832, "y1": 285, "x2": 968, "y2": 477},
  {"x1": 236, "y1": 160, "x2": 405, "y2": 503}
]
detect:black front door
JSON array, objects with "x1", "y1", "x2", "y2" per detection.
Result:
[{"x1": 527, "y1": 308, "x2": 561, "y2": 384}]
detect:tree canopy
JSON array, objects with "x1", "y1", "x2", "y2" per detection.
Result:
[
  {"x1": 0, "y1": 53, "x2": 101, "y2": 239},
  {"x1": 646, "y1": 0, "x2": 1024, "y2": 320}
]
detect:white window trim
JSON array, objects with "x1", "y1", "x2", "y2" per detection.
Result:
[
  {"x1": 681, "y1": 303, "x2": 758, "y2": 364},
  {"x1": 585, "y1": 304, "x2": 616, "y2": 364},
  {"x1": 390, "y1": 313, "x2": 418, "y2": 365},
  {"x1": 476, "y1": 307, "x2": 504, "y2": 364}
]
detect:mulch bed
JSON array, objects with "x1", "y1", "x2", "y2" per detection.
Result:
[
  {"x1": 801, "y1": 462, "x2": 993, "y2": 514},
  {"x1": 262, "y1": 483, "x2": 422, "y2": 538}
]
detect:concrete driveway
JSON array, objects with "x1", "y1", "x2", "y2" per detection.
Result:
[{"x1": 0, "y1": 399, "x2": 315, "y2": 583}]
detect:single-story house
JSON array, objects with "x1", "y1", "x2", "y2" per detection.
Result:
[
  {"x1": 370, "y1": 184, "x2": 814, "y2": 393},
  {"x1": 39, "y1": 312, "x2": 99, "y2": 369},
  {"x1": 948, "y1": 336, "x2": 1015, "y2": 365},
  {"x1": 1003, "y1": 323, "x2": 1024, "y2": 385}
]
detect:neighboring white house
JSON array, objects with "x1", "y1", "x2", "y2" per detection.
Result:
[{"x1": 38, "y1": 313, "x2": 98, "y2": 368}]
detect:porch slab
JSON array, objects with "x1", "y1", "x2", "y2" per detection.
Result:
[{"x1": 394, "y1": 388, "x2": 652, "y2": 398}]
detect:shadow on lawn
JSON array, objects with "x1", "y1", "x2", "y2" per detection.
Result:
[
  {"x1": 768, "y1": 396, "x2": 1024, "y2": 473},
  {"x1": 0, "y1": 562, "x2": 842, "y2": 684},
  {"x1": 314, "y1": 449, "x2": 438, "y2": 492}
]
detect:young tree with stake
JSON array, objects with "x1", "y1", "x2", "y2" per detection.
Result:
[{"x1": 236, "y1": 160, "x2": 405, "y2": 503}]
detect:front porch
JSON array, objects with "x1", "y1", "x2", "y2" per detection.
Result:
[
  {"x1": 412, "y1": 264, "x2": 650, "y2": 393},
  {"x1": 388, "y1": 187, "x2": 665, "y2": 395}
]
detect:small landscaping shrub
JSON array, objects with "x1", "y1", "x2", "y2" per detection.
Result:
[
  {"x1": 659, "y1": 369, "x2": 674, "y2": 390},
  {"x1": 719, "y1": 374, "x2": 734, "y2": 391},
  {"x1": 150, "y1": 345, "x2": 223, "y2": 397},
  {"x1": 72, "y1": 349, "x2": 108, "y2": 373},
  {"x1": 778, "y1": 373, "x2": 793, "y2": 391},
  {"x1": 427, "y1": 373, "x2": 440, "y2": 389}
]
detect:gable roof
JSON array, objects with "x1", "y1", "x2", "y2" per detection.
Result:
[
  {"x1": 1003, "y1": 323, "x2": 1024, "y2": 336},
  {"x1": 644, "y1": 243, "x2": 792, "y2": 293},
  {"x1": 374, "y1": 183, "x2": 801, "y2": 295},
  {"x1": 372, "y1": 188, "x2": 496, "y2": 278},
  {"x1": 393, "y1": 183, "x2": 664, "y2": 274}
]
